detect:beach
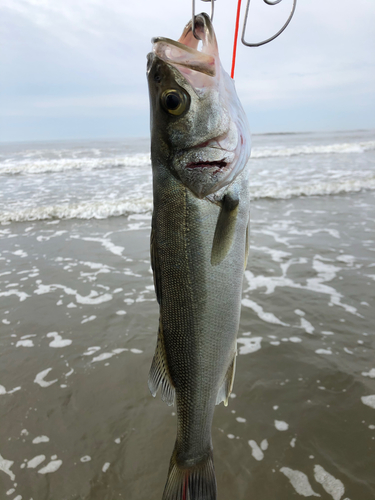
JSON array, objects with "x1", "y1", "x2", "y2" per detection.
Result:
[{"x1": 0, "y1": 130, "x2": 375, "y2": 499}]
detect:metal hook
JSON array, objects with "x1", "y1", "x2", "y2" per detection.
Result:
[
  {"x1": 192, "y1": 0, "x2": 215, "y2": 40},
  {"x1": 241, "y1": 0, "x2": 297, "y2": 47}
]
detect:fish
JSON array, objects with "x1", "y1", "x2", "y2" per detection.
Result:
[{"x1": 146, "y1": 13, "x2": 251, "y2": 500}]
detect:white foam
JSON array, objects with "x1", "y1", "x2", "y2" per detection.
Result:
[
  {"x1": 0, "y1": 453, "x2": 15, "y2": 481},
  {"x1": 289, "y1": 337, "x2": 302, "y2": 343},
  {"x1": 299, "y1": 318, "x2": 315, "y2": 334},
  {"x1": 361, "y1": 395, "x2": 375, "y2": 409},
  {"x1": 290, "y1": 438, "x2": 296, "y2": 448},
  {"x1": 251, "y1": 177, "x2": 375, "y2": 201},
  {"x1": 27, "y1": 455, "x2": 46, "y2": 469},
  {"x1": 0, "y1": 385, "x2": 21, "y2": 395},
  {"x1": 275, "y1": 420, "x2": 289, "y2": 431},
  {"x1": 248, "y1": 440, "x2": 264, "y2": 461},
  {"x1": 280, "y1": 467, "x2": 321, "y2": 497},
  {"x1": 236, "y1": 417, "x2": 246, "y2": 423},
  {"x1": 0, "y1": 198, "x2": 153, "y2": 223},
  {"x1": 0, "y1": 153, "x2": 151, "y2": 175},
  {"x1": 260, "y1": 439, "x2": 268, "y2": 451},
  {"x1": 0, "y1": 290, "x2": 30, "y2": 302},
  {"x1": 78, "y1": 237, "x2": 125, "y2": 257},
  {"x1": 80, "y1": 456, "x2": 91, "y2": 462},
  {"x1": 102, "y1": 462, "x2": 110, "y2": 472},
  {"x1": 81, "y1": 315, "x2": 97, "y2": 324},
  {"x1": 47, "y1": 332, "x2": 72, "y2": 348},
  {"x1": 91, "y1": 348, "x2": 128, "y2": 363},
  {"x1": 130, "y1": 348, "x2": 143, "y2": 354},
  {"x1": 315, "y1": 349, "x2": 332, "y2": 355},
  {"x1": 244, "y1": 255, "x2": 361, "y2": 318},
  {"x1": 38, "y1": 459, "x2": 62, "y2": 474},
  {"x1": 34, "y1": 368, "x2": 58, "y2": 388},
  {"x1": 241, "y1": 298, "x2": 288, "y2": 326},
  {"x1": 362, "y1": 369, "x2": 375, "y2": 379},
  {"x1": 34, "y1": 283, "x2": 112, "y2": 305},
  {"x1": 237, "y1": 336, "x2": 262, "y2": 354},
  {"x1": 251, "y1": 245, "x2": 291, "y2": 263},
  {"x1": 314, "y1": 465, "x2": 345, "y2": 500},
  {"x1": 32, "y1": 436, "x2": 49, "y2": 444},
  {"x1": 16, "y1": 339, "x2": 34, "y2": 347},
  {"x1": 82, "y1": 346, "x2": 101, "y2": 356},
  {"x1": 251, "y1": 140, "x2": 375, "y2": 159}
]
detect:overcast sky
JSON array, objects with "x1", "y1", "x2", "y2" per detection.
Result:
[{"x1": 1, "y1": 0, "x2": 374, "y2": 141}]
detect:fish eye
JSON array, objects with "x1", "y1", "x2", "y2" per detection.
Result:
[{"x1": 161, "y1": 89, "x2": 189, "y2": 116}]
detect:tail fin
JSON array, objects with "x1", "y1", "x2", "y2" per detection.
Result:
[{"x1": 162, "y1": 450, "x2": 217, "y2": 500}]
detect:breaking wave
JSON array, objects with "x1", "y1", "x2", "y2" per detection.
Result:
[
  {"x1": 1, "y1": 179, "x2": 374, "y2": 222},
  {"x1": 251, "y1": 177, "x2": 375, "y2": 200},
  {"x1": 0, "y1": 154, "x2": 151, "y2": 175},
  {"x1": 0, "y1": 198, "x2": 153, "y2": 223},
  {"x1": 251, "y1": 140, "x2": 375, "y2": 159},
  {"x1": 1, "y1": 141, "x2": 374, "y2": 175}
]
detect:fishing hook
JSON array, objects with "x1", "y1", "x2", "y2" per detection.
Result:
[
  {"x1": 241, "y1": 0, "x2": 297, "y2": 47},
  {"x1": 192, "y1": 0, "x2": 215, "y2": 40}
]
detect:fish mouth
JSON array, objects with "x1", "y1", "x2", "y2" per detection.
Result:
[
  {"x1": 152, "y1": 13, "x2": 218, "y2": 84},
  {"x1": 186, "y1": 160, "x2": 228, "y2": 172}
]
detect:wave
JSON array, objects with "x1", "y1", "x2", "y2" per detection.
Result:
[
  {"x1": 250, "y1": 140, "x2": 375, "y2": 159},
  {"x1": 0, "y1": 154, "x2": 151, "y2": 175},
  {"x1": 2, "y1": 179, "x2": 374, "y2": 222},
  {"x1": 0, "y1": 198, "x2": 153, "y2": 223},
  {"x1": 1, "y1": 141, "x2": 374, "y2": 175},
  {"x1": 251, "y1": 177, "x2": 375, "y2": 200}
]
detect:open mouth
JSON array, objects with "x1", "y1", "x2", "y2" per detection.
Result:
[{"x1": 186, "y1": 160, "x2": 228, "y2": 173}]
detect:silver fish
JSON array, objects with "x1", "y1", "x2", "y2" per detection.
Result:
[{"x1": 147, "y1": 13, "x2": 251, "y2": 500}]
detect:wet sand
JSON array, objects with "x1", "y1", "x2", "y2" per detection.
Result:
[{"x1": 1, "y1": 191, "x2": 375, "y2": 500}]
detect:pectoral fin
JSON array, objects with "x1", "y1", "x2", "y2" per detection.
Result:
[
  {"x1": 148, "y1": 319, "x2": 175, "y2": 406},
  {"x1": 216, "y1": 351, "x2": 237, "y2": 406},
  {"x1": 211, "y1": 194, "x2": 239, "y2": 266}
]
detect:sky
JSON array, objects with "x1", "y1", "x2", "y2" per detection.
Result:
[{"x1": 1, "y1": 0, "x2": 374, "y2": 142}]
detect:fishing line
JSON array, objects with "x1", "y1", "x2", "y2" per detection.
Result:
[{"x1": 231, "y1": 0, "x2": 242, "y2": 79}]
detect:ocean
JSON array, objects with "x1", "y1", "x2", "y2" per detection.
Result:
[{"x1": 0, "y1": 129, "x2": 374, "y2": 499}]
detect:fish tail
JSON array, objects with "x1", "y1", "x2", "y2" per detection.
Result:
[{"x1": 162, "y1": 449, "x2": 217, "y2": 500}]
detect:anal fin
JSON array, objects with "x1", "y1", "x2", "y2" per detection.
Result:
[
  {"x1": 216, "y1": 351, "x2": 237, "y2": 407},
  {"x1": 148, "y1": 319, "x2": 175, "y2": 406}
]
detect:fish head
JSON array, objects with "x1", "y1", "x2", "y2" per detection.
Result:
[{"x1": 147, "y1": 13, "x2": 251, "y2": 199}]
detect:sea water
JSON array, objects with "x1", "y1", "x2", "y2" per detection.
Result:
[{"x1": 0, "y1": 130, "x2": 374, "y2": 499}]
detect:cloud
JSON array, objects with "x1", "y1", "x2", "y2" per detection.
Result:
[{"x1": 1, "y1": 0, "x2": 374, "y2": 140}]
